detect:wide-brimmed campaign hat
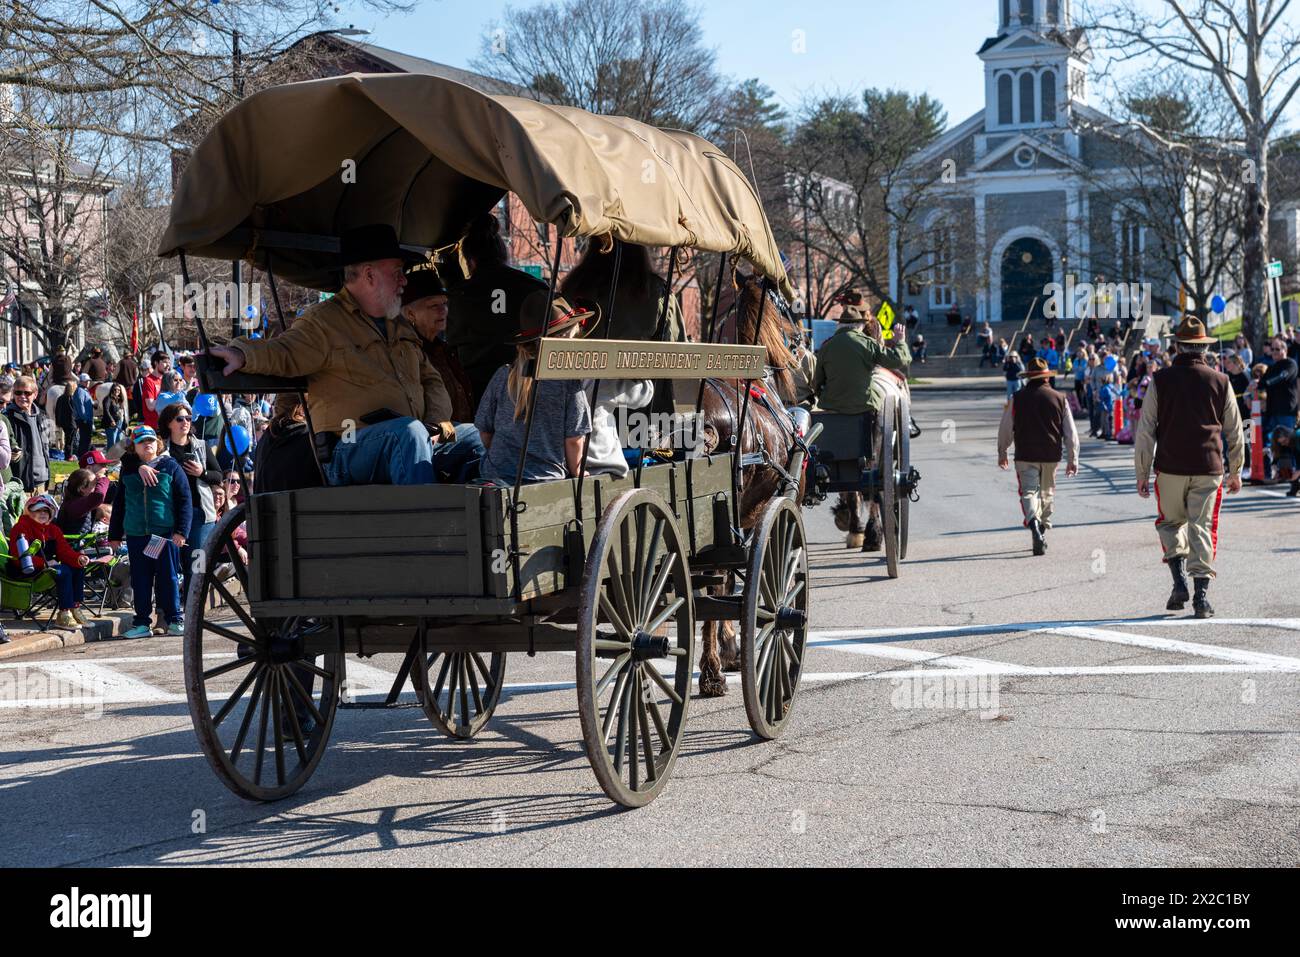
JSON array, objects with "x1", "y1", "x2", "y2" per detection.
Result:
[
  {"x1": 339, "y1": 224, "x2": 423, "y2": 268},
  {"x1": 513, "y1": 291, "x2": 601, "y2": 342},
  {"x1": 835, "y1": 291, "x2": 870, "y2": 323},
  {"x1": 1173, "y1": 316, "x2": 1216, "y2": 344},
  {"x1": 1022, "y1": 357, "x2": 1055, "y2": 380},
  {"x1": 401, "y1": 268, "x2": 449, "y2": 306}
]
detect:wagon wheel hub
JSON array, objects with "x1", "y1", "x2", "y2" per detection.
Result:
[
  {"x1": 631, "y1": 630, "x2": 672, "y2": 660},
  {"x1": 774, "y1": 606, "x2": 806, "y2": 631},
  {"x1": 267, "y1": 632, "x2": 305, "y2": 665}
]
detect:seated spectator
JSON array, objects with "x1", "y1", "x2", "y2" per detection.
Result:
[
  {"x1": 10, "y1": 492, "x2": 91, "y2": 630},
  {"x1": 475, "y1": 292, "x2": 593, "y2": 484},
  {"x1": 56, "y1": 466, "x2": 111, "y2": 538},
  {"x1": 207, "y1": 224, "x2": 478, "y2": 486},
  {"x1": 911, "y1": 332, "x2": 927, "y2": 364},
  {"x1": 254, "y1": 394, "x2": 325, "y2": 493}
]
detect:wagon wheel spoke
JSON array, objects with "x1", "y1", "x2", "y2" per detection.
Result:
[
  {"x1": 429, "y1": 653, "x2": 451, "y2": 701},
  {"x1": 278, "y1": 673, "x2": 309, "y2": 766},
  {"x1": 229, "y1": 668, "x2": 268, "y2": 764},
  {"x1": 283, "y1": 664, "x2": 327, "y2": 727},
  {"x1": 211, "y1": 661, "x2": 264, "y2": 729},
  {"x1": 645, "y1": 596, "x2": 685, "y2": 636},
  {"x1": 253, "y1": 670, "x2": 272, "y2": 786},
  {"x1": 599, "y1": 592, "x2": 634, "y2": 641},
  {"x1": 643, "y1": 663, "x2": 683, "y2": 706},
  {"x1": 221, "y1": 537, "x2": 250, "y2": 592},
  {"x1": 605, "y1": 549, "x2": 636, "y2": 634},
  {"x1": 638, "y1": 516, "x2": 664, "y2": 622},
  {"x1": 458, "y1": 655, "x2": 472, "y2": 728},
  {"x1": 619, "y1": 519, "x2": 635, "y2": 622},
  {"x1": 637, "y1": 671, "x2": 657, "y2": 784},
  {"x1": 442, "y1": 653, "x2": 461, "y2": 729},
  {"x1": 471, "y1": 653, "x2": 494, "y2": 693},
  {"x1": 209, "y1": 578, "x2": 262, "y2": 637},
  {"x1": 613, "y1": 673, "x2": 633, "y2": 774},
  {"x1": 642, "y1": 557, "x2": 675, "y2": 627},
  {"x1": 290, "y1": 657, "x2": 334, "y2": 681},
  {"x1": 269, "y1": 670, "x2": 287, "y2": 787},
  {"x1": 203, "y1": 655, "x2": 256, "y2": 681},
  {"x1": 202, "y1": 618, "x2": 264, "y2": 650},
  {"x1": 601, "y1": 664, "x2": 633, "y2": 744},
  {"x1": 644, "y1": 687, "x2": 671, "y2": 751},
  {"x1": 596, "y1": 653, "x2": 631, "y2": 697},
  {"x1": 632, "y1": 506, "x2": 648, "y2": 607}
]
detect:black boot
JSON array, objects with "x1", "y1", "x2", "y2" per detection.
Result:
[
  {"x1": 1288, "y1": 481, "x2": 1299, "y2": 498},
  {"x1": 1193, "y1": 578, "x2": 1215, "y2": 619},
  {"x1": 1166, "y1": 558, "x2": 1190, "y2": 610},
  {"x1": 1029, "y1": 519, "x2": 1047, "y2": 556}
]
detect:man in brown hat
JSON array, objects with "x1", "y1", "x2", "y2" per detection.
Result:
[
  {"x1": 1134, "y1": 316, "x2": 1244, "y2": 618},
  {"x1": 208, "y1": 224, "x2": 473, "y2": 485},
  {"x1": 997, "y1": 356, "x2": 1079, "y2": 555},
  {"x1": 814, "y1": 291, "x2": 911, "y2": 548}
]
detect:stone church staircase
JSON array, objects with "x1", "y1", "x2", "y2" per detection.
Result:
[{"x1": 907, "y1": 319, "x2": 1057, "y2": 379}]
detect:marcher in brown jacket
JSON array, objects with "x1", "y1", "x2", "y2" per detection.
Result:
[
  {"x1": 997, "y1": 357, "x2": 1079, "y2": 556},
  {"x1": 208, "y1": 225, "x2": 481, "y2": 486},
  {"x1": 1134, "y1": 317, "x2": 1244, "y2": 618}
]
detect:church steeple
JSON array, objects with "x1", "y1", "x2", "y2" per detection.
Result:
[{"x1": 999, "y1": 0, "x2": 1071, "y2": 36}]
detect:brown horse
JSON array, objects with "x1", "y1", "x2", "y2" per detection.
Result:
[{"x1": 695, "y1": 272, "x2": 807, "y2": 697}]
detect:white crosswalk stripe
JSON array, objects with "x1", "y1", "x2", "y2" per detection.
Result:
[{"x1": 1, "y1": 618, "x2": 1297, "y2": 710}]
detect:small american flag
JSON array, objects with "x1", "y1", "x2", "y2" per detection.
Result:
[{"x1": 0, "y1": 287, "x2": 15, "y2": 313}]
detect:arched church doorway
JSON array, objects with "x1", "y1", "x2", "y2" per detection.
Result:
[{"x1": 1001, "y1": 238, "x2": 1054, "y2": 325}]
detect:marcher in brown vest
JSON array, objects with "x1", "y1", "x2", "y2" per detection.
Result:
[
  {"x1": 1134, "y1": 317, "x2": 1244, "y2": 618},
  {"x1": 997, "y1": 357, "x2": 1079, "y2": 556}
]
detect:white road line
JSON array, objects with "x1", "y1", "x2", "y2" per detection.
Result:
[
  {"x1": 805, "y1": 639, "x2": 1016, "y2": 673},
  {"x1": 0, "y1": 661, "x2": 184, "y2": 706},
  {"x1": 1036, "y1": 626, "x2": 1300, "y2": 670}
]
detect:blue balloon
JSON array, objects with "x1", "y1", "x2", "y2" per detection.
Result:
[
  {"x1": 193, "y1": 393, "x2": 218, "y2": 417},
  {"x1": 1210, "y1": 295, "x2": 1226, "y2": 314},
  {"x1": 223, "y1": 424, "x2": 251, "y2": 456},
  {"x1": 1104, "y1": 355, "x2": 1118, "y2": 372}
]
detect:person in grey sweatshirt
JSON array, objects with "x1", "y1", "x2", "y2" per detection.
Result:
[{"x1": 582, "y1": 378, "x2": 655, "y2": 477}]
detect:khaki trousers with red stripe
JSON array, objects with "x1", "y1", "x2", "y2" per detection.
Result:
[
  {"x1": 1015, "y1": 461, "x2": 1059, "y2": 529},
  {"x1": 1154, "y1": 473, "x2": 1224, "y2": 579}
]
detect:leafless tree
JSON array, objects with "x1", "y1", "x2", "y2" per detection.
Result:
[
  {"x1": 474, "y1": 0, "x2": 729, "y2": 138},
  {"x1": 1083, "y1": 0, "x2": 1300, "y2": 346}
]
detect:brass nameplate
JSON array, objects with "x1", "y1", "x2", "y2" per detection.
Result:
[{"x1": 535, "y1": 338, "x2": 767, "y2": 381}]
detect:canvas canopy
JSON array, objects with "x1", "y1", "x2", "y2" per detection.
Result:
[{"x1": 159, "y1": 72, "x2": 793, "y2": 299}]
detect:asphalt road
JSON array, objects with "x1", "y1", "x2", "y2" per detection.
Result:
[{"x1": 2, "y1": 382, "x2": 1297, "y2": 867}]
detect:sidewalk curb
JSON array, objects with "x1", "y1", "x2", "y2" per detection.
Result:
[{"x1": 0, "y1": 610, "x2": 138, "y2": 661}]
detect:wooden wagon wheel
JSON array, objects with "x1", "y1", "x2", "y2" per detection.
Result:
[
  {"x1": 412, "y1": 641, "x2": 507, "y2": 740},
  {"x1": 740, "y1": 496, "x2": 810, "y2": 739},
  {"x1": 897, "y1": 393, "x2": 911, "y2": 562},
  {"x1": 183, "y1": 505, "x2": 342, "y2": 801},
  {"x1": 880, "y1": 393, "x2": 902, "y2": 579},
  {"x1": 576, "y1": 488, "x2": 694, "y2": 808}
]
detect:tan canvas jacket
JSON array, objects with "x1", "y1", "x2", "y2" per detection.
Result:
[{"x1": 231, "y1": 286, "x2": 453, "y2": 440}]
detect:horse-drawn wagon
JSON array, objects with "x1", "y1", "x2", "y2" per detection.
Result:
[{"x1": 159, "y1": 73, "x2": 817, "y2": 808}]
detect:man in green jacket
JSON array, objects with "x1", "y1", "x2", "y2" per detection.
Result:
[
  {"x1": 814, "y1": 293, "x2": 912, "y2": 549},
  {"x1": 813, "y1": 294, "x2": 912, "y2": 415}
]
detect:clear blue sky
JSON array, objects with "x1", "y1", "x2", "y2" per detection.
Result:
[{"x1": 340, "y1": 0, "x2": 1001, "y2": 128}]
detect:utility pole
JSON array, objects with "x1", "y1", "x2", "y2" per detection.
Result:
[{"x1": 231, "y1": 28, "x2": 245, "y2": 342}]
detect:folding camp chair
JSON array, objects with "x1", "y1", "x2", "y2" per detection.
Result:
[{"x1": 0, "y1": 538, "x2": 59, "y2": 625}]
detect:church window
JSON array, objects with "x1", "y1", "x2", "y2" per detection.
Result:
[
  {"x1": 1019, "y1": 71, "x2": 1036, "y2": 124},
  {"x1": 1002, "y1": 0, "x2": 1012, "y2": 29},
  {"x1": 998, "y1": 74, "x2": 1014, "y2": 126},
  {"x1": 1046, "y1": 0, "x2": 1060, "y2": 22},
  {"x1": 1041, "y1": 70, "x2": 1057, "y2": 122},
  {"x1": 1019, "y1": 0, "x2": 1034, "y2": 25},
  {"x1": 929, "y1": 218, "x2": 956, "y2": 309},
  {"x1": 1120, "y1": 219, "x2": 1144, "y2": 281}
]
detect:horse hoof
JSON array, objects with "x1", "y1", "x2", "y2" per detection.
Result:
[
  {"x1": 846, "y1": 532, "x2": 865, "y2": 549},
  {"x1": 720, "y1": 655, "x2": 741, "y2": 673},
  {"x1": 698, "y1": 673, "x2": 728, "y2": 698}
]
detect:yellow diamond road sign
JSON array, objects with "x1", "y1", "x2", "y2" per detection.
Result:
[{"x1": 877, "y1": 302, "x2": 895, "y2": 339}]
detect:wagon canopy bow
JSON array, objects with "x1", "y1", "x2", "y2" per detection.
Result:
[{"x1": 158, "y1": 72, "x2": 794, "y2": 300}]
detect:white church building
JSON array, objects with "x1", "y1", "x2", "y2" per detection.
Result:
[{"x1": 892, "y1": 0, "x2": 1190, "y2": 328}]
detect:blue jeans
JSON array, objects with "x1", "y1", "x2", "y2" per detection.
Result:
[
  {"x1": 327, "y1": 417, "x2": 483, "y2": 486},
  {"x1": 126, "y1": 535, "x2": 182, "y2": 627},
  {"x1": 181, "y1": 516, "x2": 214, "y2": 603},
  {"x1": 50, "y1": 563, "x2": 85, "y2": 610},
  {"x1": 430, "y1": 423, "x2": 485, "y2": 483},
  {"x1": 104, "y1": 424, "x2": 123, "y2": 449},
  {"x1": 1005, "y1": 379, "x2": 1022, "y2": 398}
]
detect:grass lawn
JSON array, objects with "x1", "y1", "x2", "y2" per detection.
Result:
[
  {"x1": 49, "y1": 459, "x2": 77, "y2": 488},
  {"x1": 1212, "y1": 316, "x2": 1242, "y2": 341}
]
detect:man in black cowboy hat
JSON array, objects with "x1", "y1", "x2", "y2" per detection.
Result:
[
  {"x1": 208, "y1": 224, "x2": 478, "y2": 485},
  {"x1": 1134, "y1": 316, "x2": 1244, "y2": 618},
  {"x1": 997, "y1": 356, "x2": 1079, "y2": 556}
]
